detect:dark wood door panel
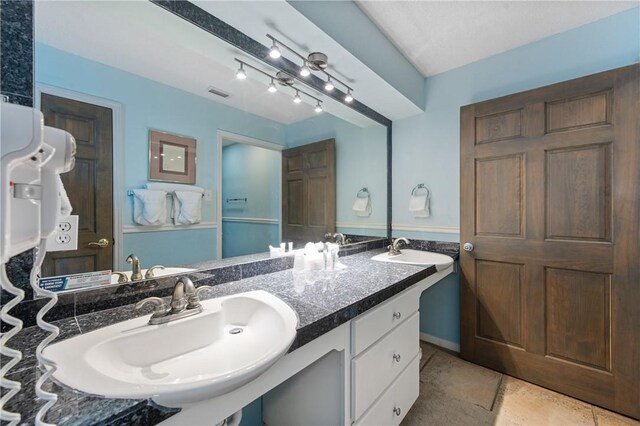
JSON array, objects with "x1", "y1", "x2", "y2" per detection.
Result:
[
  {"x1": 41, "y1": 93, "x2": 113, "y2": 276},
  {"x1": 461, "y1": 64, "x2": 639, "y2": 419}
]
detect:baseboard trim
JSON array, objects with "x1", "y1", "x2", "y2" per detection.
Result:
[
  {"x1": 222, "y1": 217, "x2": 279, "y2": 224},
  {"x1": 123, "y1": 221, "x2": 217, "y2": 233},
  {"x1": 392, "y1": 224, "x2": 460, "y2": 234},
  {"x1": 420, "y1": 332, "x2": 460, "y2": 353}
]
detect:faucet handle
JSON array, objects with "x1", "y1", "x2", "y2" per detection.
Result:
[
  {"x1": 135, "y1": 297, "x2": 168, "y2": 318},
  {"x1": 145, "y1": 265, "x2": 165, "y2": 279},
  {"x1": 195, "y1": 285, "x2": 214, "y2": 298},
  {"x1": 185, "y1": 285, "x2": 214, "y2": 309},
  {"x1": 111, "y1": 272, "x2": 129, "y2": 283}
]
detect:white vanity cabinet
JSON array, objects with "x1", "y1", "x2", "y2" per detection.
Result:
[{"x1": 351, "y1": 287, "x2": 421, "y2": 424}]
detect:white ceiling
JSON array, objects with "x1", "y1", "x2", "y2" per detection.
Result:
[
  {"x1": 34, "y1": 1, "x2": 385, "y2": 127},
  {"x1": 356, "y1": 1, "x2": 637, "y2": 77}
]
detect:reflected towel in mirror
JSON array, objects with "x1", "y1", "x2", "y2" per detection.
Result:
[
  {"x1": 133, "y1": 189, "x2": 167, "y2": 225},
  {"x1": 409, "y1": 195, "x2": 430, "y2": 218},
  {"x1": 173, "y1": 190, "x2": 202, "y2": 225},
  {"x1": 352, "y1": 196, "x2": 371, "y2": 217}
]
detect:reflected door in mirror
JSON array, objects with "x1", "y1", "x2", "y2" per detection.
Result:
[
  {"x1": 282, "y1": 139, "x2": 335, "y2": 245},
  {"x1": 41, "y1": 93, "x2": 114, "y2": 276}
]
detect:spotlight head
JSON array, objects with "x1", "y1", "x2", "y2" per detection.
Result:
[
  {"x1": 268, "y1": 80, "x2": 277, "y2": 93},
  {"x1": 314, "y1": 102, "x2": 323, "y2": 113},
  {"x1": 293, "y1": 92, "x2": 302, "y2": 104},
  {"x1": 300, "y1": 64, "x2": 311, "y2": 77},
  {"x1": 324, "y1": 78, "x2": 334, "y2": 91},
  {"x1": 269, "y1": 43, "x2": 281, "y2": 59},
  {"x1": 345, "y1": 91, "x2": 353, "y2": 103},
  {"x1": 236, "y1": 66, "x2": 247, "y2": 80}
]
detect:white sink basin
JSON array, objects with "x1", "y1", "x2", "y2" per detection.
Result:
[
  {"x1": 43, "y1": 290, "x2": 298, "y2": 407},
  {"x1": 110, "y1": 267, "x2": 195, "y2": 283},
  {"x1": 371, "y1": 249, "x2": 454, "y2": 271}
]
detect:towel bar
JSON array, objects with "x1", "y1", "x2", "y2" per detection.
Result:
[
  {"x1": 127, "y1": 190, "x2": 204, "y2": 198},
  {"x1": 226, "y1": 198, "x2": 247, "y2": 203},
  {"x1": 411, "y1": 184, "x2": 430, "y2": 197}
]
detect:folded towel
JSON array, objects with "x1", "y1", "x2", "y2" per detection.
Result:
[
  {"x1": 133, "y1": 189, "x2": 167, "y2": 226},
  {"x1": 146, "y1": 182, "x2": 204, "y2": 194},
  {"x1": 352, "y1": 196, "x2": 371, "y2": 217},
  {"x1": 173, "y1": 190, "x2": 202, "y2": 224},
  {"x1": 57, "y1": 176, "x2": 73, "y2": 217},
  {"x1": 409, "y1": 194, "x2": 430, "y2": 218}
]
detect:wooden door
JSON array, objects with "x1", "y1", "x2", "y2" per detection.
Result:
[
  {"x1": 282, "y1": 139, "x2": 335, "y2": 245},
  {"x1": 41, "y1": 93, "x2": 114, "y2": 276},
  {"x1": 460, "y1": 65, "x2": 639, "y2": 419}
]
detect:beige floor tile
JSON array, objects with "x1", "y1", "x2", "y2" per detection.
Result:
[
  {"x1": 420, "y1": 351, "x2": 502, "y2": 410},
  {"x1": 493, "y1": 376, "x2": 595, "y2": 426},
  {"x1": 419, "y1": 341, "x2": 439, "y2": 370},
  {"x1": 593, "y1": 407, "x2": 640, "y2": 426},
  {"x1": 401, "y1": 378, "x2": 497, "y2": 426}
]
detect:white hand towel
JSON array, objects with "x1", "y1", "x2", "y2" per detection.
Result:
[
  {"x1": 173, "y1": 190, "x2": 202, "y2": 224},
  {"x1": 57, "y1": 176, "x2": 73, "y2": 217},
  {"x1": 146, "y1": 182, "x2": 204, "y2": 194},
  {"x1": 352, "y1": 196, "x2": 371, "y2": 217},
  {"x1": 409, "y1": 195, "x2": 430, "y2": 218},
  {"x1": 133, "y1": 189, "x2": 167, "y2": 226}
]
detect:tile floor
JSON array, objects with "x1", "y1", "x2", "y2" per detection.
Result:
[{"x1": 401, "y1": 342, "x2": 640, "y2": 426}]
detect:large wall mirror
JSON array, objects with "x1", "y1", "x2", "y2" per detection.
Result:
[{"x1": 34, "y1": 1, "x2": 390, "y2": 289}]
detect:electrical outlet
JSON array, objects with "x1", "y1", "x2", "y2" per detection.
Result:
[{"x1": 46, "y1": 215, "x2": 79, "y2": 252}]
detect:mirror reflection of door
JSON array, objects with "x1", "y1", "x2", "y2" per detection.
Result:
[
  {"x1": 282, "y1": 139, "x2": 336, "y2": 246},
  {"x1": 40, "y1": 93, "x2": 114, "y2": 276},
  {"x1": 220, "y1": 135, "x2": 283, "y2": 258}
]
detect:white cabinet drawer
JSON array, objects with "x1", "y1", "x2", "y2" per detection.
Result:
[
  {"x1": 351, "y1": 286, "x2": 419, "y2": 355},
  {"x1": 355, "y1": 353, "x2": 420, "y2": 426},
  {"x1": 352, "y1": 312, "x2": 420, "y2": 420}
]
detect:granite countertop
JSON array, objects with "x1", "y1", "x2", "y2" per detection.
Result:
[{"x1": 4, "y1": 247, "x2": 452, "y2": 425}]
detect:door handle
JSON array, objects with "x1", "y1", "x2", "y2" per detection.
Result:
[
  {"x1": 463, "y1": 242, "x2": 474, "y2": 252},
  {"x1": 88, "y1": 238, "x2": 109, "y2": 248}
]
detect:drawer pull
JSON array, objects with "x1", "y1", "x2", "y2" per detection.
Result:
[
  {"x1": 393, "y1": 407, "x2": 402, "y2": 416},
  {"x1": 393, "y1": 311, "x2": 402, "y2": 320},
  {"x1": 393, "y1": 353, "x2": 401, "y2": 363}
]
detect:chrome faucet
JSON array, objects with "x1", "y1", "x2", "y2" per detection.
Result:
[
  {"x1": 135, "y1": 276, "x2": 213, "y2": 325},
  {"x1": 126, "y1": 254, "x2": 143, "y2": 281},
  {"x1": 145, "y1": 265, "x2": 165, "y2": 279},
  {"x1": 388, "y1": 237, "x2": 410, "y2": 256},
  {"x1": 332, "y1": 232, "x2": 349, "y2": 246}
]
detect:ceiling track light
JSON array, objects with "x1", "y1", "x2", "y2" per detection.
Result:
[
  {"x1": 236, "y1": 63, "x2": 247, "y2": 80},
  {"x1": 266, "y1": 34, "x2": 354, "y2": 104},
  {"x1": 234, "y1": 58, "x2": 323, "y2": 108},
  {"x1": 324, "y1": 77, "x2": 334, "y2": 92},
  {"x1": 268, "y1": 79, "x2": 277, "y2": 93},
  {"x1": 344, "y1": 89, "x2": 353, "y2": 103},
  {"x1": 269, "y1": 41, "x2": 281, "y2": 59}
]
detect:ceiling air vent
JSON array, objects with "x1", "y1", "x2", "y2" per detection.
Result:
[{"x1": 207, "y1": 86, "x2": 230, "y2": 98}]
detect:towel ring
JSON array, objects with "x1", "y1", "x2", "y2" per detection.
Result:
[
  {"x1": 357, "y1": 187, "x2": 370, "y2": 199},
  {"x1": 411, "y1": 184, "x2": 430, "y2": 198}
]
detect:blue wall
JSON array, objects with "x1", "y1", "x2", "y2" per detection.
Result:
[
  {"x1": 286, "y1": 113, "x2": 387, "y2": 237},
  {"x1": 396, "y1": 8, "x2": 640, "y2": 346},
  {"x1": 36, "y1": 43, "x2": 287, "y2": 266},
  {"x1": 222, "y1": 143, "x2": 281, "y2": 257}
]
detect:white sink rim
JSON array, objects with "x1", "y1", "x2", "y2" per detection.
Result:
[
  {"x1": 43, "y1": 290, "x2": 298, "y2": 405},
  {"x1": 371, "y1": 249, "x2": 454, "y2": 271}
]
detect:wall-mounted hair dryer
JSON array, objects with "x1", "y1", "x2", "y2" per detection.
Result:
[{"x1": 1, "y1": 103, "x2": 46, "y2": 263}]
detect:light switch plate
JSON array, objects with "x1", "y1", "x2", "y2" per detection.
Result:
[{"x1": 46, "y1": 215, "x2": 79, "y2": 252}]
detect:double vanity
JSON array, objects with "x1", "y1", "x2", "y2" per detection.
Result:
[{"x1": 12, "y1": 241, "x2": 457, "y2": 425}]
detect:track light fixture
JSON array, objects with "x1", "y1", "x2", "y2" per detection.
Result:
[
  {"x1": 344, "y1": 89, "x2": 353, "y2": 103},
  {"x1": 324, "y1": 77, "x2": 334, "y2": 92},
  {"x1": 234, "y1": 58, "x2": 323, "y2": 109},
  {"x1": 300, "y1": 62, "x2": 311, "y2": 77},
  {"x1": 266, "y1": 34, "x2": 354, "y2": 104},
  {"x1": 236, "y1": 63, "x2": 247, "y2": 80},
  {"x1": 269, "y1": 42, "x2": 281, "y2": 59},
  {"x1": 268, "y1": 79, "x2": 277, "y2": 93}
]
